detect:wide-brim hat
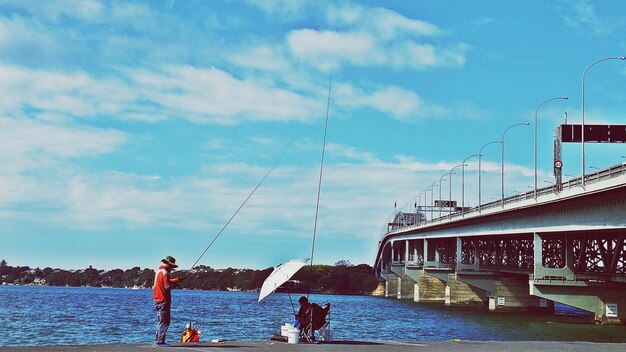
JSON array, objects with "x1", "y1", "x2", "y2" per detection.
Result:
[{"x1": 161, "y1": 256, "x2": 178, "y2": 268}]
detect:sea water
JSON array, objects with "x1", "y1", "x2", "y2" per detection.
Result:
[{"x1": 0, "y1": 285, "x2": 624, "y2": 346}]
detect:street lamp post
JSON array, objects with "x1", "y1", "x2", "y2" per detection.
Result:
[
  {"x1": 581, "y1": 56, "x2": 625, "y2": 186},
  {"x1": 437, "y1": 174, "x2": 447, "y2": 219},
  {"x1": 479, "y1": 141, "x2": 501, "y2": 211},
  {"x1": 423, "y1": 187, "x2": 431, "y2": 221},
  {"x1": 501, "y1": 122, "x2": 529, "y2": 206},
  {"x1": 430, "y1": 182, "x2": 439, "y2": 221},
  {"x1": 534, "y1": 97, "x2": 568, "y2": 199},
  {"x1": 448, "y1": 164, "x2": 465, "y2": 216},
  {"x1": 462, "y1": 154, "x2": 480, "y2": 216}
]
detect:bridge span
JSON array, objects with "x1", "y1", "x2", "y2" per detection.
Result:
[{"x1": 374, "y1": 163, "x2": 626, "y2": 324}]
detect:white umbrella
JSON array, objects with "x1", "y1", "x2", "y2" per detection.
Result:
[{"x1": 258, "y1": 258, "x2": 309, "y2": 303}]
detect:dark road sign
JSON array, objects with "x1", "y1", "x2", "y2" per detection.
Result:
[{"x1": 560, "y1": 124, "x2": 626, "y2": 143}]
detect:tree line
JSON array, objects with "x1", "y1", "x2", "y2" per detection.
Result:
[{"x1": 0, "y1": 259, "x2": 379, "y2": 295}]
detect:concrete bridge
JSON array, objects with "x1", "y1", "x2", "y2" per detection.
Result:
[{"x1": 374, "y1": 163, "x2": 626, "y2": 324}]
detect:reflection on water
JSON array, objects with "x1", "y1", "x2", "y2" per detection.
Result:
[{"x1": 0, "y1": 286, "x2": 624, "y2": 346}]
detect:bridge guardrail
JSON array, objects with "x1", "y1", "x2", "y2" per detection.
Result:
[{"x1": 379, "y1": 162, "x2": 626, "y2": 242}]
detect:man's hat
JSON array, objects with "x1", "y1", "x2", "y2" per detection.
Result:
[{"x1": 161, "y1": 256, "x2": 178, "y2": 268}]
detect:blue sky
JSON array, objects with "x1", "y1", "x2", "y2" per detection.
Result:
[{"x1": 1, "y1": 1, "x2": 626, "y2": 271}]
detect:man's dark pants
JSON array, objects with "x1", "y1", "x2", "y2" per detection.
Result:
[{"x1": 155, "y1": 301, "x2": 171, "y2": 344}]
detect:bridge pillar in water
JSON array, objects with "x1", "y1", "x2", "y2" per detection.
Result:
[
  {"x1": 446, "y1": 273, "x2": 488, "y2": 306},
  {"x1": 456, "y1": 273, "x2": 553, "y2": 312},
  {"x1": 492, "y1": 276, "x2": 550, "y2": 312},
  {"x1": 418, "y1": 269, "x2": 447, "y2": 303},
  {"x1": 400, "y1": 270, "x2": 417, "y2": 300},
  {"x1": 381, "y1": 266, "x2": 400, "y2": 298}
]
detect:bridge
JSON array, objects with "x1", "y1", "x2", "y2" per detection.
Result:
[{"x1": 374, "y1": 163, "x2": 626, "y2": 324}]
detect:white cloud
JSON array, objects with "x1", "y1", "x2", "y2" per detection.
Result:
[
  {"x1": 287, "y1": 29, "x2": 377, "y2": 70},
  {"x1": 228, "y1": 45, "x2": 291, "y2": 72},
  {"x1": 0, "y1": 64, "x2": 324, "y2": 125},
  {"x1": 246, "y1": 0, "x2": 308, "y2": 18},
  {"x1": 0, "y1": 117, "x2": 127, "y2": 173},
  {"x1": 334, "y1": 82, "x2": 448, "y2": 120},
  {"x1": 286, "y1": 3, "x2": 467, "y2": 71},
  {"x1": 129, "y1": 65, "x2": 319, "y2": 124},
  {"x1": 327, "y1": 4, "x2": 441, "y2": 39},
  {"x1": 20, "y1": 0, "x2": 106, "y2": 23},
  {"x1": 327, "y1": 143, "x2": 380, "y2": 163},
  {"x1": 562, "y1": 1, "x2": 611, "y2": 35},
  {"x1": 0, "y1": 65, "x2": 137, "y2": 119}
]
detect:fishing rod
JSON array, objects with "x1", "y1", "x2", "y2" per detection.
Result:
[
  {"x1": 183, "y1": 158, "x2": 281, "y2": 279},
  {"x1": 307, "y1": 72, "x2": 332, "y2": 298}
]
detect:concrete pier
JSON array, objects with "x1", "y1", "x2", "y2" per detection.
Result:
[
  {"x1": 417, "y1": 270, "x2": 446, "y2": 302},
  {"x1": 1, "y1": 340, "x2": 625, "y2": 352},
  {"x1": 446, "y1": 274, "x2": 486, "y2": 306}
]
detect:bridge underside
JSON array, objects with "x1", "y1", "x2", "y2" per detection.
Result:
[{"x1": 375, "y1": 175, "x2": 626, "y2": 324}]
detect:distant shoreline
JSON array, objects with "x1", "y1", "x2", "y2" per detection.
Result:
[{"x1": 0, "y1": 262, "x2": 380, "y2": 295}]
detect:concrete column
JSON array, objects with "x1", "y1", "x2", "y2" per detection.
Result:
[
  {"x1": 417, "y1": 269, "x2": 446, "y2": 302},
  {"x1": 447, "y1": 273, "x2": 487, "y2": 306},
  {"x1": 493, "y1": 277, "x2": 546, "y2": 312},
  {"x1": 414, "y1": 284, "x2": 420, "y2": 302},
  {"x1": 489, "y1": 296, "x2": 496, "y2": 311},
  {"x1": 397, "y1": 278, "x2": 402, "y2": 299},
  {"x1": 405, "y1": 239, "x2": 409, "y2": 263}
]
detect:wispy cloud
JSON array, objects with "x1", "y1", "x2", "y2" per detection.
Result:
[
  {"x1": 0, "y1": 117, "x2": 127, "y2": 173},
  {"x1": 561, "y1": 1, "x2": 611, "y2": 35},
  {"x1": 286, "y1": 3, "x2": 468, "y2": 71}
]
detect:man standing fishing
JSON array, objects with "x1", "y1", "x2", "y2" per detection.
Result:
[{"x1": 153, "y1": 256, "x2": 182, "y2": 347}]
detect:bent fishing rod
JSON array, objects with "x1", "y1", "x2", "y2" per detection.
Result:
[{"x1": 183, "y1": 158, "x2": 281, "y2": 279}]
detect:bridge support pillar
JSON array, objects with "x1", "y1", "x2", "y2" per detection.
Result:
[
  {"x1": 404, "y1": 266, "x2": 424, "y2": 302},
  {"x1": 381, "y1": 269, "x2": 399, "y2": 298},
  {"x1": 530, "y1": 283, "x2": 626, "y2": 324},
  {"x1": 418, "y1": 269, "x2": 446, "y2": 302},
  {"x1": 446, "y1": 273, "x2": 487, "y2": 306},
  {"x1": 492, "y1": 277, "x2": 549, "y2": 312},
  {"x1": 400, "y1": 273, "x2": 416, "y2": 300}
]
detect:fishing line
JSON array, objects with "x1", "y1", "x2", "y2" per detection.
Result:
[
  {"x1": 185, "y1": 157, "x2": 282, "y2": 277},
  {"x1": 307, "y1": 71, "x2": 333, "y2": 298}
]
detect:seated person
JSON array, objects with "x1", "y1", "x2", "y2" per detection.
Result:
[{"x1": 294, "y1": 296, "x2": 330, "y2": 340}]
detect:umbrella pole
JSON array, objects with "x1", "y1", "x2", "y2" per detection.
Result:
[{"x1": 288, "y1": 292, "x2": 296, "y2": 317}]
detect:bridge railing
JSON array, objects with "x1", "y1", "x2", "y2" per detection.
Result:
[{"x1": 379, "y1": 162, "x2": 626, "y2": 241}]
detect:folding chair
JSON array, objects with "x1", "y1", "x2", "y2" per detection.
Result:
[{"x1": 301, "y1": 303, "x2": 330, "y2": 343}]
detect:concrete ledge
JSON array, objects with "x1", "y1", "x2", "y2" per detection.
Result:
[{"x1": 1, "y1": 340, "x2": 626, "y2": 352}]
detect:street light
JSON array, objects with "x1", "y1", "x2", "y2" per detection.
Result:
[
  {"x1": 430, "y1": 178, "x2": 445, "y2": 220},
  {"x1": 430, "y1": 182, "x2": 438, "y2": 221},
  {"x1": 437, "y1": 174, "x2": 447, "y2": 219},
  {"x1": 479, "y1": 141, "x2": 501, "y2": 211},
  {"x1": 422, "y1": 187, "x2": 432, "y2": 221},
  {"x1": 501, "y1": 122, "x2": 529, "y2": 206},
  {"x1": 462, "y1": 154, "x2": 480, "y2": 216},
  {"x1": 534, "y1": 97, "x2": 568, "y2": 199},
  {"x1": 581, "y1": 56, "x2": 626, "y2": 186},
  {"x1": 448, "y1": 164, "x2": 465, "y2": 215}
]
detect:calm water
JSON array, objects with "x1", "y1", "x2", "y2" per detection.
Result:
[{"x1": 0, "y1": 285, "x2": 624, "y2": 346}]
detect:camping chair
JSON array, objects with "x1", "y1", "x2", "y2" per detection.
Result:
[{"x1": 301, "y1": 303, "x2": 330, "y2": 343}]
